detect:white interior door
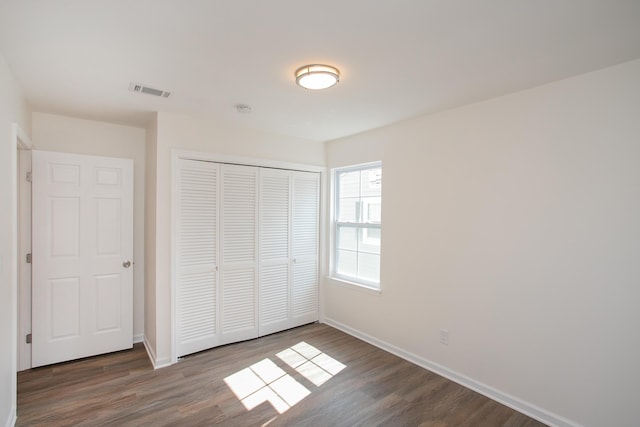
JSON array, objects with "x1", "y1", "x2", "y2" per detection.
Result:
[{"x1": 32, "y1": 150, "x2": 133, "y2": 367}]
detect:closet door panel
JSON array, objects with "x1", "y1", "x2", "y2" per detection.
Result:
[
  {"x1": 222, "y1": 269, "x2": 257, "y2": 331},
  {"x1": 260, "y1": 264, "x2": 290, "y2": 332},
  {"x1": 175, "y1": 159, "x2": 220, "y2": 357},
  {"x1": 220, "y1": 164, "x2": 259, "y2": 345},
  {"x1": 259, "y1": 169, "x2": 291, "y2": 336},
  {"x1": 292, "y1": 260, "x2": 317, "y2": 318},
  {"x1": 291, "y1": 172, "x2": 320, "y2": 326}
]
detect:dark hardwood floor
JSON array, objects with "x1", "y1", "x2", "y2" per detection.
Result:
[{"x1": 17, "y1": 323, "x2": 547, "y2": 426}]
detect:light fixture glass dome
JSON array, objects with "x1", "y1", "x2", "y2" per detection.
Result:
[{"x1": 295, "y1": 64, "x2": 340, "y2": 90}]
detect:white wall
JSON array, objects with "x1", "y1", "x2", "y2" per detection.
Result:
[
  {"x1": 144, "y1": 111, "x2": 325, "y2": 366},
  {"x1": 323, "y1": 59, "x2": 640, "y2": 427},
  {"x1": 0, "y1": 53, "x2": 30, "y2": 427},
  {"x1": 31, "y1": 113, "x2": 146, "y2": 341}
]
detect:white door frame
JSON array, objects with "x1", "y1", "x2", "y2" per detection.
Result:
[
  {"x1": 17, "y1": 135, "x2": 32, "y2": 371},
  {"x1": 170, "y1": 149, "x2": 326, "y2": 364},
  {"x1": 12, "y1": 124, "x2": 31, "y2": 382}
]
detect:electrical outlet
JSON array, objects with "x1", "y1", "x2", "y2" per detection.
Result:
[{"x1": 439, "y1": 329, "x2": 449, "y2": 346}]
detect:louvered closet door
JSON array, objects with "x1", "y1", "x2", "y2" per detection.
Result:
[
  {"x1": 259, "y1": 169, "x2": 291, "y2": 336},
  {"x1": 175, "y1": 159, "x2": 220, "y2": 357},
  {"x1": 291, "y1": 171, "x2": 320, "y2": 326},
  {"x1": 220, "y1": 164, "x2": 259, "y2": 345}
]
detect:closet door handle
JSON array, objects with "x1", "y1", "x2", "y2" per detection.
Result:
[{"x1": 122, "y1": 260, "x2": 132, "y2": 268}]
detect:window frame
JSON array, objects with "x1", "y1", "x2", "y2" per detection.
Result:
[{"x1": 332, "y1": 161, "x2": 382, "y2": 290}]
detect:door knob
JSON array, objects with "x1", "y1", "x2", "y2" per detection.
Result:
[{"x1": 122, "y1": 260, "x2": 132, "y2": 268}]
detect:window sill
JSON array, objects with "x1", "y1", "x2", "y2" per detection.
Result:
[{"x1": 325, "y1": 276, "x2": 382, "y2": 295}]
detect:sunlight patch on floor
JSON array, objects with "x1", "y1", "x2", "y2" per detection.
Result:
[
  {"x1": 224, "y1": 341, "x2": 346, "y2": 415},
  {"x1": 277, "y1": 341, "x2": 346, "y2": 386}
]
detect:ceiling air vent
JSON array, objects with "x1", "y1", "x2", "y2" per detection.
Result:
[{"x1": 129, "y1": 82, "x2": 171, "y2": 98}]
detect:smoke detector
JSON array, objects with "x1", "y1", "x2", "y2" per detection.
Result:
[
  {"x1": 129, "y1": 82, "x2": 171, "y2": 98},
  {"x1": 235, "y1": 104, "x2": 252, "y2": 113}
]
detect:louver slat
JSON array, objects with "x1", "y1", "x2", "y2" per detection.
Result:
[
  {"x1": 260, "y1": 172, "x2": 289, "y2": 260},
  {"x1": 293, "y1": 260, "x2": 318, "y2": 317},
  {"x1": 260, "y1": 264, "x2": 289, "y2": 325},
  {"x1": 178, "y1": 271, "x2": 216, "y2": 341},
  {"x1": 222, "y1": 269, "x2": 256, "y2": 332}
]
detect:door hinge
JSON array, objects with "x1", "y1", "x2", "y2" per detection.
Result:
[
  {"x1": 26, "y1": 333, "x2": 32, "y2": 344},
  {"x1": 26, "y1": 171, "x2": 32, "y2": 182},
  {"x1": 26, "y1": 253, "x2": 32, "y2": 264}
]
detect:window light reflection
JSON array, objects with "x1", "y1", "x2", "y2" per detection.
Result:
[
  {"x1": 224, "y1": 341, "x2": 346, "y2": 416},
  {"x1": 277, "y1": 341, "x2": 346, "y2": 386}
]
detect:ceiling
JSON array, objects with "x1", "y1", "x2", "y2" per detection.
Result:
[{"x1": 1, "y1": 1, "x2": 639, "y2": 142}]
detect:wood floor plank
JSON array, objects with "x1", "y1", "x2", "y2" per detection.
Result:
[{"x1": 17, "y1": 323, "x2": 548, "y2": 426}]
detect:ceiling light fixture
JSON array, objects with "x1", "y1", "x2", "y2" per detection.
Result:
[{"x1": 295, "y1": 64, "x2": 340, "y2": 90}]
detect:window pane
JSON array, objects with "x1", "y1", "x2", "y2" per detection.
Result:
[
  {"x1": 365, "y1": 228, "x2": 380, "y2": 240},
  {"x1": 337, "y1": 197, "x2": 358, "y2": 222},
  {"x1": 338, "y1": 170, "x2": 360, "y2": 198},
  {"x1": 337, "y1": 249, "x2": 357, "y2": 278},
  {"x1": 360, "y1": 168, "x2": 381, "y2": 197},
  {"x1": 359, "y1": 227, "x2": 381, "y2": 255},
  {"x1": 337, "y1": 226, "x2": 357, "y2": 251},
  {"x1": 358, "y1": 252, "x2": 380, "y2": 283},
  {"x1": 362, "y1": 196, "x2": 381, "y2": 223}
]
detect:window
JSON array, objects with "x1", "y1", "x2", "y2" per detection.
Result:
[{"x1": 333, "y1": 162, "x2": 382, "y2": 288}]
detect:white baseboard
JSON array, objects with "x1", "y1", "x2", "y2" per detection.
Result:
[
  {"x1": 133, "y1": 333, "x2": 144, "y2": 344},
  {"x1": 322, "y1": 317, "x2": 580, "y2": 427},
  {"x1": 4, "y1": 407, "x2": 16, "y2": 427},
  {"x1": 142, "y1": 335, "x2": 172, "y2": 370}
]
